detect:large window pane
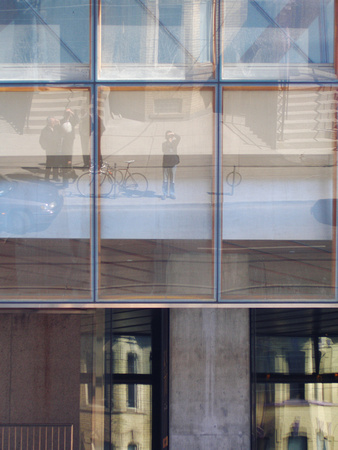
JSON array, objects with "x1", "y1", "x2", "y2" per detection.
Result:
[
  {"x1": 99, "y1": 87, "x2": 215, "y2": 299},
  {"x1": 0, "y1": 0, "x2": 90, "y2": 81},
  {"x1": 100, "y1": 0, "x2": 214, "y2": 80},
  {"x1": 222, "y1": 87, "x2": 336, "y2": 300},
  {"x1": 222, "y1": 0, "x2": 335, "y2": 80},
  {"x1": 0, "y1": 88, "x2": 91, "y2": 299},
  {"x1": 253, "y1": 309, "x2": 338, "y2": 449}
]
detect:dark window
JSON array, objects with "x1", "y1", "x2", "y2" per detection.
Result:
[
  {"x1": 127, "y1": 353, "x2": 138, "y2": 408},
  {"x1": 104, "y1": 309, "x2": 169, "y2": 449}
]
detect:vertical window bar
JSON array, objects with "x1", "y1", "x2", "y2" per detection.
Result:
[
  {"x1": 215, "y1": 83, "x2": 222, "y2": 301},
  {"x1": 93, "y1": 85, "x2": 99, "y2": 302}
]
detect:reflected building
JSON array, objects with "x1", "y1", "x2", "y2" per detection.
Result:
[{"x1": 1, "y1": 0, "x2": 338, "y2": 449}]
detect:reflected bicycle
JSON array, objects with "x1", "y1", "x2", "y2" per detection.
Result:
[{"x1": 77, "y1": 160, "x2": 148, "y2": 197}]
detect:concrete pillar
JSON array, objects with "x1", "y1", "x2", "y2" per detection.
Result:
[{"x1": 169, "y1": 308, "x2": 250, "y2": 449}]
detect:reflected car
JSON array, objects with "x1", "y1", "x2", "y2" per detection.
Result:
[
  {"x1": 311, "y1": 199, "x2": 333, "y2": 226},
  {"x1": 0, "y1": 175, "x2": 64, "y2": 234}
]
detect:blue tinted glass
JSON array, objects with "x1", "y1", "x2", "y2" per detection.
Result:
[
  {"x1": 222, "y1": 0, "x2": 335, "y2": 80},
  {"x1": 0, "y1": 0, "x2": 90, "y2": 80},
  {"x1": 100, "y1": 0, "x2": 214, "y2": 80}
]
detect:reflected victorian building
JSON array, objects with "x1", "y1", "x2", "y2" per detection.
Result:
[{"x1": 254, "y1": 310, "x2": 338, "y2": 449}]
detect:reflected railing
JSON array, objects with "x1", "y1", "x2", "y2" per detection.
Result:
[{"x1": 0, "y1": 424, "x2": 73, "y2": 450}]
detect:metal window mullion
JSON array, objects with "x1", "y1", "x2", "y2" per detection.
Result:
[
  {"x1": 93, "y1": 85, "x2": 99, "y2": 302},
  {"x1": 92, "y1": 0, "x2": 98, "y2": 303},
  {"x1": 215, "y1": 83, "x2": 222, "y2": 302}
]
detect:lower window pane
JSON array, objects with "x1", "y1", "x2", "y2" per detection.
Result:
[
  {"x1": 0, "y1": 238, "x2": 90, "y2": 298},
  {"x1": 100, "y1": 239, "x2": 213, "y2": 298},
  {"x1": 222, "y1": 87, "x2": 336, "y2": 301},
  {"x1": 99, "y1": 87, "x2": 215, "y2": 300},
  {"x1": 222, "y1": 240, "x2": 333, "y2": 300},
  {"x1": 0, "y1": 88, "x2": 91, "y2": 300}
]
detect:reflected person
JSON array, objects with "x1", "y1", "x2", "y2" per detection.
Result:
[
  {"x1": 39, "y1": 117, "x2": 62, "y2": 182},
  {"x1": 162, "y1": 130, "x2": 180, "y2": 200},
  {"x1": 61, "y1": 108, "x2": 79, "y2": 181},
  {"x1": 79, "y1": 107, "x2": 92, "y2": 169}
]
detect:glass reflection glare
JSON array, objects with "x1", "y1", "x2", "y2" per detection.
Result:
[
  {"x1": 254, "y1": 311, "x2": 338, "y2": 449},
  {"x1": 222, "y1": 0, "x2": 335, "y2": 80},
  {"x1": 0, "y1": 88, "x2": 91, "y2": 298},
  {"x1": 0, "y1": 0, "x2": 90, "y2": 80},
  {"x1": 100, "y1": 0, "x2": 214, "y2": 80},
  {"x1": 99, "y1": 87, "x2": 215, "y2": 299},
  {"x1": 222, "y1": 88, "x2": 336, "y2": 300}
]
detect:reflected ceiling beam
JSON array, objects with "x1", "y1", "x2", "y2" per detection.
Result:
[
  {"x1": 240, "y1": 0, "x2": 330, "y2": 64},
  {"x1": 135, "y1": 0, "x2": 198, "y2": 64}
]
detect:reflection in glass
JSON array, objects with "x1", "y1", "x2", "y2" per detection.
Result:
[
  {"x1": 100, "y1": 0, "x2": 214, "y2": 80},
  {"x1": 111, "y1": 384, "x2": 152, "y2": 448},
  {"x1": 99, "y1": 87, "x2": 215, "y2": 299},
  {"x1": 222, "y1": 88, "x2": 336, "y2": 300},
  {"x1": 222, "y1": 0, "x2": 335, "y2": 80},
  {"x1": 103, "y1": 309, "x2": 156, "y2": 449},
  {"x1": 0, "y1": 88, "x2": 91, "y2": 299},
  {"x1": 256, "y1": 383, "x2": 338, "y2": 449},
  {"x1": 256, "y1": 337, "x2": 315, "y2": 375},
  {"x1": 0, "y1": 0, "x2": 90, "y2": 80},
  {"x1": 254, "y1": 310, "x2": 338, "y2": 449}
]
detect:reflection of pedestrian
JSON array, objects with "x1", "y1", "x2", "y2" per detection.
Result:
[
  {"x1": 162, "y1": 131, "x2": 180, "y2": 200},
  {"x1": 39, "y1": 117, "x2": 61, "y2": 181},
  {"x1": 98, "y1": 116, "x2": 105, "y2": 168},
  {"x1": 60, "y1": 108, "x2": 79, "y2": 179},
  {"x1": 79, "y1": 110, "x2": 105, "y2": 169},
  {"x1": 79, "y1": 107, "x2": 91, "y2": 168}
]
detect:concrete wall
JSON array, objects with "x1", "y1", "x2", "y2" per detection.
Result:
[
  {"x1": 0, "y1": 312, "x2": 81, "y2": 449},
  {"x1": 169, "y1": 309, "x2": 250, "y2": 449}
]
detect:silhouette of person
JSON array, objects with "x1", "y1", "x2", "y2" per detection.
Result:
[
  {"x1": 162, "y1": 130, "x2": 180, "y2": 200},
  {"x1": 60, "y1": 108, "x2": 79, "y2": 181},
  {"x1": 79, "y1": 107, "x2": 91, "y2": 168},
  {"x1": 39, "y1": 116, "x2": 62, "y2": 181}
]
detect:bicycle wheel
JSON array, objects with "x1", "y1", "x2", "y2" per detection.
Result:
[
  {"x1": 125, "y1": 173, "x2": 148, "y2": 196},
  {"x1": 99, "y1": 172, "x2": 114, "y2": 197},
  {"x1": 113, "y1": 169, "x2": 124, "y2": 185},
  {"x1": 77, "y1": 172, "x2": 93, "y2": 197}
]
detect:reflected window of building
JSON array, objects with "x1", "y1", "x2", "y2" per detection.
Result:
[
  {"x1": 99, "y1": 0, "x2": 215, "y2": 80},
  {"x1": 128, "y1": 352, "x2": 138, "y2": 408},
  {"x1": 252, "y1": 309, "x2": 338, "y2": 449},
  {"x1": 0, "y1": 0, "x2": 90, "y2": 81},
  {"x1": 222, "y1": 0, "x2": 335, "y2": 81},
  {"x1": 288, "y1": 436, "x2": 308, "y2": 450}
]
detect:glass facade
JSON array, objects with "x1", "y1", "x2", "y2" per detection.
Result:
[
  {"x1": 252, "y1": 309, "x2": 338, "y2": 450},
  {"x1": 0, "y1": 0, "x2": 337, "y2": 304}
]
